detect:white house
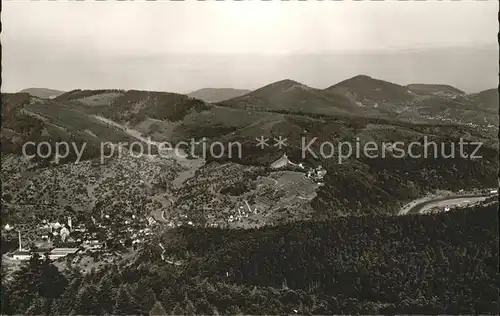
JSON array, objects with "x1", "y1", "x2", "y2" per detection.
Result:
[
  {"x1": 270, "y1": 154, "x2": 295, "y2": 169},
  {"x1": 147, "y1": 217, "x2": 156, "y2": 226},
  {"x1": 316, "y1": 166, "x2": 327, "y2": 179},
  {"x1": 60, "y1": 227, "x2": 70, "y2": 242},
  {"x1": 12, "y1": 251, "x2": 32, "y2": 261},
  {"x1": 12, "y1": 249, "x2": 52, "y2": 261},
  {"x1": 84, "y1": 240, "x2": 103, "y2": 250},
  {"x1": 49, "y1": 248, "x2": 79, "y2": 260},
  {"x1": 51, "y1": 222, "x2": 62, "y2": 229}
]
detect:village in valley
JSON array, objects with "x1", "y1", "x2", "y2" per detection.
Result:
[
  {"x1": 1, "y1": 151, "x2": 176, "y2": 273},
  {"x1": 2, "y1": 112, "x2": 495, "y2": 276},
  {"x1": 1, "y1": 144, "x2": 329, "y2": 274},
  {"x1": 2, "y1": 192, "x2": 161, "y2": 274},
  {"x1": 3, "y1": 118, "x2": 496, "y2": 277}
]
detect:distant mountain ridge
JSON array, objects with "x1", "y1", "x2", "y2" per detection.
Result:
[
  {"x1": 406, "y1": 84, "x2": 465, "y2": 96},
  {"x1": 10, "y1": 76, "x2": 497, "y2": 144},
  {"x1": 2, "y1": 83, "x2": 498, "y2": 220},
  {"x1": 472, "y1": 88, "x2": 498, "y2": 111},
  {"x1": 18, "y1": 88, "x2": 65, "y2": 99},
  {"x1": 325, "y1": 75, "x2": 414, "y2": 105},
  {"x1": 220, "y1": 79, "x2": 360, "y2": 115},
  {"x1": 188, "y1": 88, "x2": 251, "y2": 103}
]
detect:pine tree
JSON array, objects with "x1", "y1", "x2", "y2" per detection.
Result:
[
  {"x1": 53, "y1": 275, "x2": 82, "y2": 315},
  {"x1": 170, "y1": 302, "x2": 184, "y2": 315},
  {"x1": 1, "y1": 263, "x2": 12, "y2": 314},
  {"x1": 49, "y1": 299, "x2": 60, "y2": 316},
  {"x1": 149, "y1": 301, "x2": 168, "y2": 316},
  {"x1": 96, "y1": 275, "x2": 115, "y2": 314},
  {"x1": 139, "y1": 287, "x2": 157, "y2": 314},
  {"x1": 73, "y1": 285, "x2": 96, "y2": 315},
  {"x1": 39, "y1": 255, "x2": 68, "y2": 300},
  {"x1": 226, "y1": 304, "x2": 243, "y2": 315},
  {"x1": 184, "y1": 296, "x2": 197, "y2": 316},
  {"x1": 6, "y1": 254, "x2": 44, "y2": 313},
  {"x1": 159, "y1": 288, "x2": 174, "y2": 311},
  {"x1": 25, "y1": 294, "x2": 44, "y2": 315},
  {"x1": 113, "y1": 284, "x2": 139, "y2": 315},
  {"x1": 135, "y1": 278, "x2": 157, "y2": 314},
  {"x1": 211, "y1": 305, "x2": 221, "y2": 316}
]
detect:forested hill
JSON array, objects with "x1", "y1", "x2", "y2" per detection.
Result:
[{"x1": 3, "y1": 203, "x2": 498, "y2": 315}]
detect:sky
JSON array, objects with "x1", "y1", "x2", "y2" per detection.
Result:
[{"x1": 2, "y1": 0, "x2": 498, "y2": 93}]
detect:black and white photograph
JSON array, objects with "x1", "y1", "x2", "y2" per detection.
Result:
[{"x1": 1, "y1": 0, "x2": 499, "y2": 315}]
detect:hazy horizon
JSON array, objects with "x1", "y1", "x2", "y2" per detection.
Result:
[{"x1": 2, "y1": 1, "x2": 498, "y2": 93}]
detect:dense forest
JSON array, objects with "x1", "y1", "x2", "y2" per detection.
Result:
[
  {"x1": 86, "y1": 90, "x2": 210, "y2": 124},
  {"x1": 2, "y1": 203, "x2": 498, "y2": 315}
]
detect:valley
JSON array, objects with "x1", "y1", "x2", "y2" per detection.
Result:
[
  {"x1": 2, "y1": 75, "x2": 498, "y2": 231},
  {"x1": 1, "y1": 75, "x2": 498, "y2": 315},
  {"x1": 3, "y1": 1, "x2": 499, "y2": 314}
]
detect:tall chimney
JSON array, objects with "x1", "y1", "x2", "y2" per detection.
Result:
[{"x1": 18, "y1": 230, "x2": 22, "y2": 251}]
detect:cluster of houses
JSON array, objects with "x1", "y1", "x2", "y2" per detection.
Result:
[
  {"x1": 85, "y1": 212, "x2": 157, "y2": 250},
  {"x1": 34, "y1": 218, "x2": 72, "y2": 242},
  {"x1": 421, "y1": 114, "x2": 493, "y2": 132},
  {"x1": 7, "y1": 225, "x2": 80, "y2": 261},
  {"x1": 11, "y1": 247, "x2": 80, "y2": 261},
  {"x1": 165, "y1": 213, "x2": 195, "y2": 228},
  {"x1": 270, "y1": 153, "x2": 326, "y2": 184},
  {"x1": 229, "y1": 200, "x2": 258, "y2": 223},
  {"x1": 305, "y1": 165, "x2": 327, "y2": 184},
  {"x1": 4, "y1": 209, "x2": 157, "y2": 261}
]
